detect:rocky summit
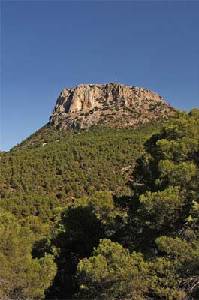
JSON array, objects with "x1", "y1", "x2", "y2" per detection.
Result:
[{"x1": 49, "y1": 83, "x2": 175, "y2": 129}]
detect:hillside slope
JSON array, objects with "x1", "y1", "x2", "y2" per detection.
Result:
[
  {"x1": 1, "y1": 110, "x2": 198, "y2": 300},
  {"x1": 0, "y1": 123, "x2": 163, "y2": 201}
]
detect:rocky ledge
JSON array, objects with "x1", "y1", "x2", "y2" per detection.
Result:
[{"x1": 49, "y1": 83, "x2": 175, "y2": 129}]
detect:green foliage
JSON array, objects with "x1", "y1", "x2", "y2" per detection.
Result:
[
  {"x1": 0, "y1": 194, "x2": 61, "y2": 222},
  {"x1": 76, "y1": 239, "x2": 188, "y2": 300},
  {"x1": 77, "y1": 239, "x2": 149, "y2": 300},
  {"x1": 154, "y1": 236, "x2": 199, "y2": 298},
  {"x1": 126, "y1": 110, "x2": 199, "y2": 298},
  {"x1": 0, "y1": 124, "x2": 161, "y2": 201},
  {"x1": 0, "y1": 209, "x2": 56, "y2": 300},
  {"x1": 158, "y1": 160, "x2": 197, "y2": 188},
  {"x1": 131, "y1": 111, "x2": 199, "y2": 237},
  {"x1": 149, "y1": 257, "x2": 186, "y2": 299},
  {"x1": 1, "y1": 111, "x2": 199, "y2": 299},
  {"x1": 138, "y1": 186, "x2": 183, "y2": 231},
  {"x1": 156, "y1": 236, "x2": 199, "y2": 276},
  {"x1": 46, "y1": 192, "x2": 126, "y2": 299}
]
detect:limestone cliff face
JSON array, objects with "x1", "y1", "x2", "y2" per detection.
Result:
[{"x1": 49, "y1": 83, "x2": 175, "y2": 129}]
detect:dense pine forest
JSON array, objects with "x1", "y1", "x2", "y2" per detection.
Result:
[{"x1": 0, "y1": 110, "x2": 199, "y2": 299}]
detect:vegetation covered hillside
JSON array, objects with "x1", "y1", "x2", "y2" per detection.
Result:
[
  {"x1": 0, "y1": 123, "x2": 162, "y2": 201},
  {"x1": 0, "y1": 110, "x2": 199, "y2": 300}
]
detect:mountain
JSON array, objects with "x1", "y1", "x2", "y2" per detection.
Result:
[
  {"x1": 0, "y1": 83, "x2": 175, "y2": 201},
  {"x1": 49, "y1": 83, "x2": 175, "y2": 130},
  {"x1": 1, "y1": 85, "x2": 199, "y2": 300}
]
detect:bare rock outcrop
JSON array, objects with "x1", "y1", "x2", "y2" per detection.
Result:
[{"x1": 49, "y1": 83, "x2": 175, "y2": 129}]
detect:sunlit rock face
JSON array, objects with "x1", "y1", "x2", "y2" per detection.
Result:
[{"x1": 49, "y1": 83, "x2": 175, "y2": 129}]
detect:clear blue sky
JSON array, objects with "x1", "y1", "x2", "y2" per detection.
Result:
[{"x1": 1, "y1": 0, "x2": 199, "y2": 151}]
